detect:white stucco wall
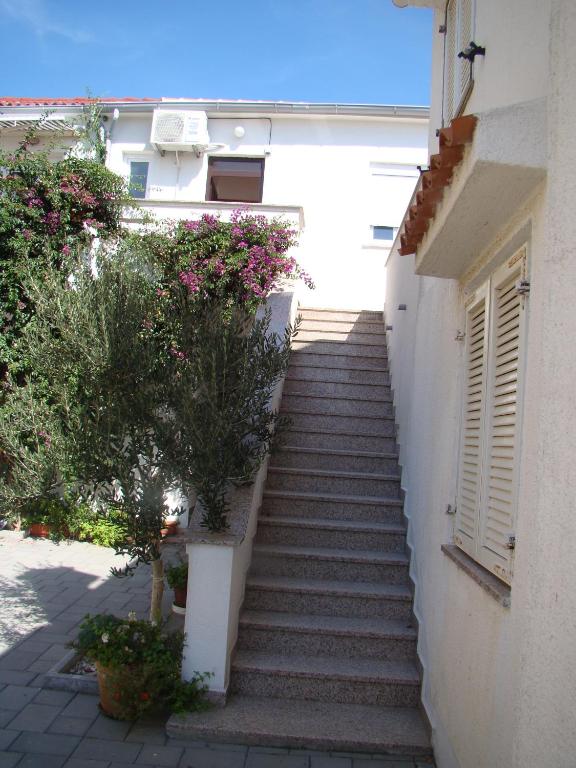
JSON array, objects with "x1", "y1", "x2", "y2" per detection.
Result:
[{"x1": 387, "y1": 1, "x2": 576, "y2": 766}]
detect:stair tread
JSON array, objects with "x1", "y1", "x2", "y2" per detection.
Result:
[
  {"x1": 284, "y1": 391, "x2": 393, "y2": 403},
  {"x1": 167, "y1": 695, "x2": 432, "y2": 755},
  {"x1": 263, "y1": 488, "x2": 403, "y2": 505},
  {"x1": 253, "y1": 543, "x2": 409, "y2": 564},
  {"x1": 233, "y1": 650, "x2": 419, "y2": 683},
  {"x1": 239, "y1": 610, "x2": 416, "y2": 639},
  {"x1": 268, "y1": 467, "x2": 400, "y2": 481},
  {"x1": 276, "y1": 445, "x2": 399, "y2": 459},
  {"x1": 286, "y1": 374, "x2": 389, "y2": 386},
  {"x1": 258, "y1": 516, "x2": 405, "y2": 534},
  {"x1": 245, "y1": 574, "x2": 413, "y2": 600},
  {"x1": 282, "y1": 407, "x2": 394, "y2": 421}
]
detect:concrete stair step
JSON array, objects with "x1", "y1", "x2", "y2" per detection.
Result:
[
  {"x1": 292, "y1": 340, "x2": 388, "y2": 358},
  {"x1": 244, "y1": 575, "x2": 414, "y2": 620},
  {"x1": 282, "y1": 392, "x2": 393, "y2": 418},
  {"x1": 295, "y1": 330, "x2": 387, "y2": 346},
  {"x1": 237, "y1": 610, "x2": 416, "y2": 660},
  {"x1": 290, "y1": 351, "x2": 389, "y2": 371},
  {"x1": 271, "y1": 445, "x2": 400, "y2": 474},
  {"x1": 298, "y1": 307, "x2": 384, "y2": 323},
  {"x1": 261, "y1": 489, "x2": 404, "y2": 523},
  {"x1": 255, "y1": 515, "x2": 406, "y2": 551},
  {"x1": 230, "y1": 651, "x2": 421, "y2": 707},
  {"x1": 166, "y1": 695, "x2": 433, "y2": 757},
  {"x1": 284, "y1": 376, "x2": 392, "y2": 400},
  {"x1": 298, "y1": 319, "x2": 386, "y2": 334},
  {"x1": 286, "y1": 365, "x2": 390, "y2": 385},
  {"x1": 282, "y1": 426, "x2": 397, "y2": 453},
  {"x1": 282, "y1": 410, "x2": 396, "y2": 436},
  {"x1": 251, "y1": 544, "x2": 410, "y2": 583},
  {"x1": 266, "y1": 466, "x2": 401, "y2": 498}
]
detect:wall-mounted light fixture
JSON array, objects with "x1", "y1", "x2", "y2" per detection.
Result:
[
  {"x1": 398, "y1": 304, "x2": 407, "y2": 311},
  {"x1": 234, "y1": 125, "x2": 245, "y2": 139},
  {"x1": 458, "y1": 41, "x2": 486, "y2": 62}
]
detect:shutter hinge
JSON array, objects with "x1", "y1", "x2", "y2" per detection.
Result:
[
  {"x1": 455, "y1": 330, "x2": 465, "y2": 342},
  {"x1": 506, "y1": 534, "x2": 516, "y2": 550},
  {"x1": 458, "y1": 42, "x2": 486, "y2": 62},
  {"x1": 446, "y1": 503, "x2": 456, "y2": 516},
  {"x1": 515, "y1": 279, "x2": 530, "y2": 296},
  {"x1": 438, "y1": 24, "x2": 447, "y2": 33}
]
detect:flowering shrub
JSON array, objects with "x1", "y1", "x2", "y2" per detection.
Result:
[
  {"x1": 157, "y1": 209, "x2": 313, "y2": 314},
  {"x1": 0, "y1": 143, "x2": 127, "y2": 375},
  {"x1": 73, "y1": 613, "x2": 209, "y2": 719}
]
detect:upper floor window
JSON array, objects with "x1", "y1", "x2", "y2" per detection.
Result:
[
  {"x1": 206, "y1": 157, "x2": 264, "y2": 203},
  {"x1": 129, "y1": 161, "x2": 149, "y2": 199},
  {"x1": 444, "y1": 0, "x2": 475, "y2": 124},
  {"x1": 372, "y1": 225, "x2": 395, "y2": 241}
]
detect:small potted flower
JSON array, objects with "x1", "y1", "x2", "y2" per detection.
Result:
[
  {"x1": 73, "y1": 613, "x2": 208, "y2": 720},
  {"x1": 165, "y1": 562, "x2": 188, "y2": 615},
  {"x1": 22, "y1": 497, "x2": 69, "y2": 538}
]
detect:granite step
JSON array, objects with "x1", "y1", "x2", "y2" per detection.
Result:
[
  {"x1": 292, "y1": 340, "x2": 388, "y2": 358},
  {"x1": 266, "y1": 467, "x2": 402, "y2": 498},
  {"x1": 270, "y1": 446, "x2": 400, "y2": 474},
  {"x1": 243, "y1": 575, "x2": 414, "y2": 620},
  {"x1": 237, "y1": 611, "x2": 417, "y2": 660},
  {"x1": 295, "y1": 330, "x2": 387, "y2": 346},
  {"x1": 298, "y1": 307, "x2": 384, "y2": 323},
  {"x1": 261, "y1": 489, "x2": 404, "y2": 523},
  {"x1": 282, "y1": 426, "x2": 397, "y2": 452},
  {"x1": 297, "y1": 319, "x2": 386, "y2": 334},
  {"x1": 282, "y1": 410, "x2": 397, "y2": 436},
  {"x1": 166, "y1": 695, "x2": 433, "y2": 757},
  {"x1": 289, "y1": 351, "x2": 389, "y2": 371},
  {"x1": 250, "y1": 544, "x2": 410, "y2": 584},
  {"x1": 286, "y1": 365, "x2": 390, "y2": 385},
  {"x1": 230, "y1": 651, "x2": 421, "y2": 707},
  {"x1": 283, "y1": 376, "x2": 392, "y2": 400},
  {"x1": 281, "y1": 392, "x2": 394, "y2": 418},
  {"x1": 255, "y1": 516, "x2": 406, "y2": 551}
]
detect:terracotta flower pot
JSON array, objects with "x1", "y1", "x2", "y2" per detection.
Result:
[
  {"x1": 96, "y1": 663, "x2": 147, "y2": 720},
  {"x1": 172, "y1": 584, "x2": 187, "y2": 615},
  {"x1": 29, "y1": 523, "x2": 51, "y2": 538}
]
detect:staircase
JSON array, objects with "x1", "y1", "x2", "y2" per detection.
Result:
[{"x1": 172, "y1": 308, "x2": 432, "y2": 759}]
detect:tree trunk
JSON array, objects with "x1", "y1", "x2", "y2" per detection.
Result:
[{"x1": 150, "y1": 553, "x2": 164, "y2": 624}]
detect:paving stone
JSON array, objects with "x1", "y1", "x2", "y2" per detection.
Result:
[
  {"x1": 179, "y1": 747, "x2": 246, "y2": 768},
  {"x1": 86, "y1": 715, "x2": 132, "y2": 741},
  {"x1": 49, "y1": 717, "x2": 94, "y2": 737},
  {"x1": 64, "y1": 760, "x2": 111, "y2": 768},
  {"x1": 0, "y1": 753, "x2": 22, "y2": 768},
  {"x1": 136, "y1": 745, "x2": 183, "y2": 766},
  {"x1": 37, "y1": 645, "x2": 70, "y2": 663},
  {"x1": 0, "y1": 716, "x2": 13, "y2": 730},
  {"x1": 311, "y1": 758, "x2": 352, "y2": 768},
  {"x1": 0, "y1": 672, "x2": 37, "y2": 687},
  {"x1": 0, "y1": 732, "x2": 18, "y2": 751},
  {"x1": 18, "y1": 755, "x2": 68, "y2": 768},
  {"x1": 0, "y1": 685, "x2": 40, "y2": 711},
  {"x1": 205, "y1": 744, "x2": 246, "y2": 753},
  {"x1": 34, "y1": 690, "x2": 75, "y2": 707},
  {"x1": 6, "y1": 703, "x2": 62, "y2": 733},
  {"x1": 246, "y1": 754, "x2": 310, "y2": 768},
  {"x1": 0, "y1": 652, "x2": 42, "y2": 672},
  {"x1": 72, "y1": 738, "x2": 142, "y2": 763},
  {"x1": 250, "y1": 746, "x2": 290, "y2": 754},
  {"x1": 61, "y1": 694, "x2": 100, "y2": 719},
  {"x1": 127, "y1": 725, "x2": 167, "y2": 745},
  {"x1": 10, "y1": 731, "x2": 81, "y2": 756}
]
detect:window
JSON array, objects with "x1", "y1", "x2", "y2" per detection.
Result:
[
  {"x1": 372, "y1": 225, "x2": 395, "y2": 241},
  {"x1": 206, "y1": 157, "x2": 264, "y2": 203},
  {"x1": 129, "y1": 161, "x2": 149, "y2": 199},
  {"x1": 454, "y1": 248, "x2": 528, "y2": 585},
  {"x1": 444, "y1": 0, "x2": 474, "y2": 124}
]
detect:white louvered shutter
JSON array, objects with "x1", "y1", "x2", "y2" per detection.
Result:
[
  {"x1": 456, "y1": 0, "x2": 473, "y2": 111},
  {"x1": 443, "y1": 0, "x2": 474, "y2": 124},
  {"x1": 455, "y1": 283, "x2": 489, "y2": 556},
  {"x1": 478, "y1": 257, "x2": 526, "y2": 584},
  {"x1": 444, "y1": 0, "x2": 458, "y2": 124}
]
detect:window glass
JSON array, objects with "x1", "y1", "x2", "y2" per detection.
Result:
[
  {"x1": 129, "y1": 161, "x2": 149, "y2": 199},
  {"x1": 373, "y1": 226, "x2": 395, "y2": 241},
  {"x1": 206, "y1": 157, "x2": 264, "y2": 203}
]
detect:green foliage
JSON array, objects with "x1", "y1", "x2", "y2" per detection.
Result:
[
  {"x1": 165, "y1": 561, "x2": 188, "y2": 590},
  {"x1": 73, "y1": 613, "x2": 210, "y2": 719},
  {"x1": 163, "y1": 305, "x2": 298, "y2": 531}
]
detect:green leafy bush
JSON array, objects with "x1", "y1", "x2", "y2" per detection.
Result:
[{"x1": 165, "y1": 561, "x2": 188, "y2": 590}]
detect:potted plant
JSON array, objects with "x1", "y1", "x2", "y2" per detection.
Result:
[
  {"x1": 22, "y1": 497, "x2": 69, "y2": 538},
  {"x1": 165, "y1": 562, "x2": 188, "y2": 614},
  {"x1": 72, "y1": 613, "x2": 209, "y2": 720}
]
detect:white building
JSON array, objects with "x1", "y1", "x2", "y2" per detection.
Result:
[
  {"x1": 385, "y1": 1, "x2": 576, "y2": 766},
  {"x1": 0, "y1": 97, "x2": 428, "y2": 309}
]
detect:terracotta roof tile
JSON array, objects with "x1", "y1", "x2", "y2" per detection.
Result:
[{"x1": 0, "y1": 97, "x2": 157, "y2": 107}]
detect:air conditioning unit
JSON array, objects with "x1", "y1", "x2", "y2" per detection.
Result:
[{"x1": 150, "y1": 110, "x2": 210, "y2": 153}]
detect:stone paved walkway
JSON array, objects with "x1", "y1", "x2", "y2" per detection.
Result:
[{"x1": 0, "y1": 532, "x2": 432, "y2": 768}]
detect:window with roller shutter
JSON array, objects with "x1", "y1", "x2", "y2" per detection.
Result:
[
  {"x1": 443, "y1": 0, "x2": 475, "y2": 124},
  {"x1": 455, "y1": 249, "x2": 528, "y2": 585}
]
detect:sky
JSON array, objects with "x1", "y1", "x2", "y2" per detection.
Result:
[{"x1": 0, "y1": 0, "x2": 432, "y2": 106}]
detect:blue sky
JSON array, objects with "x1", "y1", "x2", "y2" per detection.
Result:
[{"x1": 1, "y1": 0, "x2": 432, "y2": 105}]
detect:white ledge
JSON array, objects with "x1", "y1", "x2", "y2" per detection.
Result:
[{"x1": 415, "y1": 99, "x2": 547, "y2": 279}]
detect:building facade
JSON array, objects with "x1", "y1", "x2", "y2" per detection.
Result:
[{"x1": 385, "y1": 1, "x2": 576, "y2": 766}]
